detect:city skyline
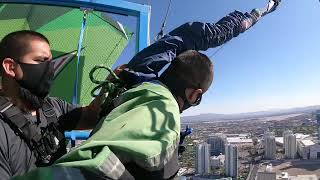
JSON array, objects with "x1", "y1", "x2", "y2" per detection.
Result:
[{"x1": 179, "y1": 108, "x2": 320, "y2": 179}]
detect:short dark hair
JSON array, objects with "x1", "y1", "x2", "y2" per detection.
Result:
[
  {"x1": 0, "y1": 30, "x2": 49, "y2": 73},
  {"x1": 160, "y1": 50, "x2": 213, "y2": 93}
]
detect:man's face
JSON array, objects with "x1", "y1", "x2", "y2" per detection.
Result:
[
  {"x1": 14, "y1": 39, "x2": 52, "y2": 80},
  {"x1": 1, "y1": 38, "x2": 54, "y2": 106}
]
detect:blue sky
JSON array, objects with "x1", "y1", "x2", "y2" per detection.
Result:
[{"x1": 111, "y1": 0, "x2": 320, "y2": 116}]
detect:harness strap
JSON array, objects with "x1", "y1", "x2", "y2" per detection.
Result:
[
  {"x1": 0, "y1": 96, "x2": 64, "y2": 166},
  {"x1": 42, "y1": 102, "x2": 57, "y2": 119},
  {"x1": 42, "y1": 101, "x2": 64, "y2": 143},
  {"x1": 0, "y1": 100, "x2": 12, "y2": 113}
]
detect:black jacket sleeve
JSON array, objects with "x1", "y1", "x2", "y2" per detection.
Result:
[
  {"x1": 47, "y1": 97, "x2": 82, "y2": 131},
  {"x1": 120, "y1": 11, "x2": 253, "y2": 86}
]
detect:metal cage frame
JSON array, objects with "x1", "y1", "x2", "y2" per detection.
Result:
[{"x1": 1, "y1": 0, "x2": 151, "y2": 145}]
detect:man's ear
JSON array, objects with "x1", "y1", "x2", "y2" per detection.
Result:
[
  {"x1": 186, "y1": 88, "x2": 203, "y2": 103},
  {"x1": 2, "y1": 58, "x2": 16, "y2": 78}
]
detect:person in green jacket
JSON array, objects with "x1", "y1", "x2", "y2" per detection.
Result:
[{"x1": 13, "y1": 1, "x2": 280, "y2": 179}]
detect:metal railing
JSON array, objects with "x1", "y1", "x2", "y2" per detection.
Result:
[{"x1": 65, "y1": 131, "x2": 90, "y2": 147}]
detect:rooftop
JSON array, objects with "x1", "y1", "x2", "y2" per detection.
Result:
[
  {"x1": 295, "y1": 133, "x2": 310, "y2": 140},
  {"x1": 226, "y1": 137, "x2": 253, "y2": 144},
  {"x1": 289, "y1": 174, "x2": 318, "y2": 180},
  {"x1": 300, "y1": 139, "x2": 316, "y2": 147},
  {"x1": 275, "y1": 137, "x2": 284, "y2": 144}
]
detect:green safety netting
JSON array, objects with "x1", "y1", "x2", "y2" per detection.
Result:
[{"x1": 0, "y1": 3, "x2": 131, "y2": 105}]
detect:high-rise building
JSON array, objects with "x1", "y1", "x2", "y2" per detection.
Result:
[
  {"x1": 264, "y1": 131, "x2": 276, "y2": 160},
  {"x1": 196, "y1": 143, "x2": 210, "y2": 175},
  {"x1": 225, "y1": 144, "x2": 238, "y2": 178},
  {"x1": 318, "y1": 127, "x2": 320, "y2": 143},
  {"x1": 297, "y1": 139, "x2": 320, "y2": 159},
  {"x1": 207, "y1": 134, "x2": 227, "y2": 156},
  {"x1": 283, "y1": 130, "x2": 292, "y2": 150},
  {"x1": 284, "y1": 133, "x2": 297, "y2": 159},
  {"x1": 264, "y1": 130, "x2": 275, "y2": 146},
  {"x1": 316, "y1": 110, "x2": 320, "y2": 143},
  {"x1": 257, "y1": 164, "x2": 276, "y2": 180}
]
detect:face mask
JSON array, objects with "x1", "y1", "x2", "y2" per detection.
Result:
[
  {"x1": 181, "y1": 93, "x2": 202, "y2": 113},
  {"x1": 16, "y1": 61, "x2": 55, "y2": 99},
  {"x1": 159, "y1": 74, "x2": 202, "y2": 113}
]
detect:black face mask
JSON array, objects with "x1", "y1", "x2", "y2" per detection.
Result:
[
  {"x1": 16, "y1": 61, "x2": 55, "y2": 107},
  {"x1": 181, "y1": 93, "x2": 202, "y2": 113},
  {"x1": 159, "y1": 75, "x2": 202, "y2": 113}
]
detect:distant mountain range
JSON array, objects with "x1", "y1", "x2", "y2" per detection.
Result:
[{"x1": 181, "y1": 105, "x2": 320, "y2": 123}]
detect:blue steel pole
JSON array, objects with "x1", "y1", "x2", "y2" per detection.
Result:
[
  {"x1": 136, "y1": 7, "x2": 151, "y2": 52},
  {"x1": 65, "y1": 131, "x2": 90, "y2": 147}
]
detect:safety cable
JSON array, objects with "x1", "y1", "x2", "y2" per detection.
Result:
[
  {"x1": 209, "y1": 43, "x2": 228, "y2": 59},
  {"x1": 155, "y1": 0, "x2": 173, "y2": 41}
]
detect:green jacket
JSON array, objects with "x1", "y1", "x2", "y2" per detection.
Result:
[{"x1": 14, "y1": 81, "x2": 181, "y2": 180}]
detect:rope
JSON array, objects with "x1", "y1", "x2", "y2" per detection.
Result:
[
  {"x1": 82, "y1": 35, "x2": 124, "y2": 100},
  {"x1": 89, "y1": 66, "x2": 120, "y2": 96},
  {"x1": 209, "y1": 43, "x2": 228, "y2": 59},
  {"x1": 72, "y1": 10, "x2": 89, "y2": 105},
  {"x1": 89, "y1": 65, "x2": 125, "y2": 119},
  {"x1": 163, "y1": 0, "x2": 172, "y2": 27},
  {"x1": 155, "y1": 0, "x2": 173, "y2": 41}
]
